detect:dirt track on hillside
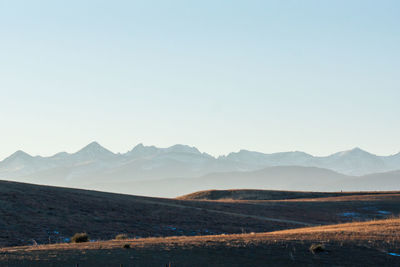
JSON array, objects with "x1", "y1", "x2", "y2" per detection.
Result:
[{"x1": 134, "y1": 198, "x2": 315, "y2": 226}]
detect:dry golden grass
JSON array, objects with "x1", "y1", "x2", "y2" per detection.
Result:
[
  {"x1": 276, "y1": 193, "x2": 400, "y2": 203},
  {"x1": 178, "y1": 189, "x2": 400, "y2": 201},
  {"x1": 265, "y1": 217, "x2": 400, "y2": 242},
  {"x1": 2, "y1": 218, "x2": 399, "y2": 253},
  {"x1": 207, "y1": 193, "x2": 400, "y2": 204}
]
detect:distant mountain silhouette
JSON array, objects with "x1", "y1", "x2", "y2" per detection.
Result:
[
  {"x1": 0, "y1": 142, "x2": 399, "y2": 197},
  {"x1": 85, "y1": 166, "x2": 400, "y2": 198},
  {"x1": 222, "y1": 147, "x2": 392, "y2": 175}
]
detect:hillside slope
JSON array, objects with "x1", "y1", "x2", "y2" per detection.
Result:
[
  {"x1": 178, "y1": 189, "x2": 399, "y2": 201},
  {"x1": 0, "y1": 180, "x2": 305, "y2": 247},
  {"x1": 1, "y1": 218, "x2": 400, "y2": 266},
  {"x1": 0, "y1": 181, "x2": 295, "y2": 247},
  {"x1": 1, "y1": 180, "x2": 400, "y2": 248}
]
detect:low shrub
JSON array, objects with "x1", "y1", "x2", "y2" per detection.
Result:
[
  {"x1": 71, "y1": 233, "x2": 89, "y2": 243},
  {"x1": 115, "y1": 234, "x2": 129, "y2": 240},
  {"x1": 309, "y1": 243, "x2": 325, "y2": 254},
  {"x1": 123, "y1": 243, "x2": 130, "y2": 249}
]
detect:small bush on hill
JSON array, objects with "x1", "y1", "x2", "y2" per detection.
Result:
[
  {"x1": 71, "y1": 233, "x2": 89, "y2": 243},
  {"x1": 123, "y1": 243, "x2": 131, "y2": 249},
  {"x1": 115, "y1": 234, "x2": 129, "y2": 240},
  {"x1": 309, "y1": 243, "x2": 325, "y2": 254}
]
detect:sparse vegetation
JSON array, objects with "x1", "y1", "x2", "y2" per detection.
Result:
[
  {"x1": 115, "y1": 234, "x2": 129, "y2": 240},
  {"x1": 71, "y1": 233, "x2": 89, "y2": 243},
  {"x1": 178, "y1": 189, "x2": 397, "y2": 201},
  {"x1": 1, "y1": 218, "x2": 400, "y2": 265},
  {"x1": 1, "y1": 180, "x2": 400, "y2": 248}
]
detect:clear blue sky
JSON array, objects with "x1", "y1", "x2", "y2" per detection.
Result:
[{"x1": 1, "y1": 0, "x2": 399, "y2": 160}]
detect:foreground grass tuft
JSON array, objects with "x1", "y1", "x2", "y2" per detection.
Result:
[{"x1": 71, "y1": 233, "x2": 89, "y2": 243}]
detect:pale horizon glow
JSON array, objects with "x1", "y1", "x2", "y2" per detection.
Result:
[{"x1": 1, "y1": 1, "x2": 400, "y2": 161}]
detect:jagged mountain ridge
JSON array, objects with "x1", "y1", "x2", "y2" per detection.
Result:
[
  {"x1": 219, "y1": 147, "x2": 398, "y2": 175},
  {"x1": 0, "y1": 143, "x2": 399, "y2": 187}
]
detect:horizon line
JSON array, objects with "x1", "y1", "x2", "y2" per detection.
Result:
[{"x1": 1, "y1": 141, "x2": 399, "y2": 162}]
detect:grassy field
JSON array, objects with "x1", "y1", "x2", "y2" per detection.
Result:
[
  {"x1": 178, "y1": 189, "x2": 400, "y2": 201},
  {"x1": 1, "y1": 181, "x2": 400, "y2": 246},
  {"x1": 1, "y1": 218, "x2": 400, "y2": 266},
  {"x1": 1, "y1": 181, "x2": 400, "y2": 265}
]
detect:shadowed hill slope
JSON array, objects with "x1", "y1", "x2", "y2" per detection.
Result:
[
  {"x1": 2, "y1": 180, "x2": 400, "y2": 249},
  {"x1": 0, "y1": 180, "x2": 311, "y2": 247}
]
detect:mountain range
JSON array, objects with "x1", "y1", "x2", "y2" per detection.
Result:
[{"x1": 1, "y1": 142, "x2": 400, "y2": 197}]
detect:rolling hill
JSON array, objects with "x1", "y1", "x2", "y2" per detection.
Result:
[
  {"x1": 0, "y1": 180, "x2": 311, "y2": 247},
  {"x1": 1, "y1": 180, "x2": 400, "y2": 249},
  {"x1": 1, "y1": 218, "x2": 400, "y2": 266},
  {"x1": 178, "y1": 189, "x2": 399, "y2": 201}
]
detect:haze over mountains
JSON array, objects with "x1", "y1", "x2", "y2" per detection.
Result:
[{"x1": 1, "y1": 142, "x2": 400, "y2": 197}]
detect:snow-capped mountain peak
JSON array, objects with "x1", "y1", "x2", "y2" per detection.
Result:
[
  {"x1": 2, "y1": 150, "x2": 33, "y2": 163},
  {"x1": 163, "y1": 144, "x2": 201, "y2": 154},
  {"x1": 331, "y1": 147, "x2": 376, "y2": 158},
  {"x1": 51, "y1": 152, "x2": 70, "y2": 158},
  {"x1": 126, "y1": 143, "x2": 160, "y2": 158},
  {"x1": 1, "y1": 144, "x2": 400, "y2": 182},
  {"x1": 73, "y1": 142, "x2": 115, "y2": 159}
]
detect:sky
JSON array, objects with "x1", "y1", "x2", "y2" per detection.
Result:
[{"x1": 0, "y1": 0, "x2": 400, "y2": 160}]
